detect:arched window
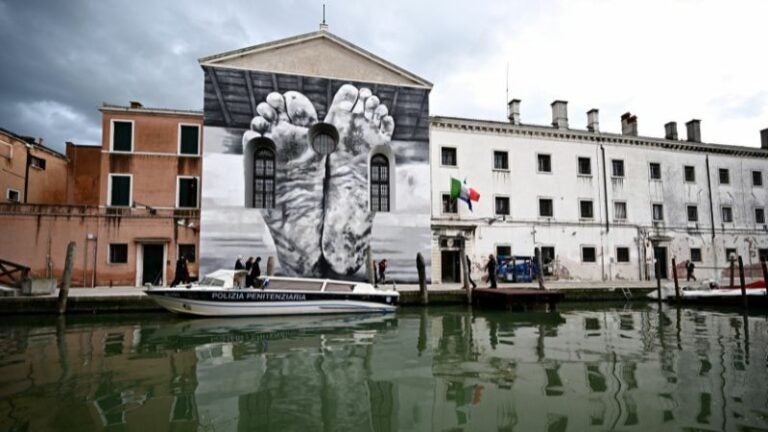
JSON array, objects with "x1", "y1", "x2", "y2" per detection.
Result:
[
  {"x1": 370, "y1": 154, "x2": 389, "y2": 212},
  {"x1": 253, "y1": 148, "x2": 275, "y2": 208}
]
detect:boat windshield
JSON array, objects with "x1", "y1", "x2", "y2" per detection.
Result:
[{"x1": 198, "y1": 277, "x2": 226, "y2": 287}]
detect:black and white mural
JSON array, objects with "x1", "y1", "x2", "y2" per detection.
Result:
[{"x1": 200, "y1": 67, "x2": 431, "y2": 282}]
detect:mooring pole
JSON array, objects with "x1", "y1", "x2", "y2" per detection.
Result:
[
  {"x1": 460, "y1": 247, "x2": 472, "y2": 305},
  {"x1": 57, "y1": 241, "x2": 76, "y2": 315},
  {"x1": 416, "y1": 252, "x2": 428, "y2": 305},
  {"x1": 738, "y1": 255, "x2": 748, "y2": 310},
  {"x1": 266, "y1": 256, "x2": 275, "y2": 276},
  {"x1": 366, "y1": 247, "x2": 375, "y2": 286},
  {"x1": 671, "y1": 257, "x2": 680, "y2": 303},
  {"x1": 655, "y1": 258, "x2": 662, "y2": 304},
  {"x1": 534, "y1": 247, "x2": 545, "y2": 290},
  {"x1": 729, "y1": 256, "x2": 735, "y2": 288},
  {"x1": 761, "y1": 258, "x2": 768, "y2": 290}
]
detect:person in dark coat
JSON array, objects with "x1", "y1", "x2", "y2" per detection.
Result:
[
  {"x1": 485, "y1": 254, "x2": 497, "y2": 289},
  {"x1": 686, "y1": 260, "x2": 696, "y2": 281},
  {"x1": 250, "y1": 257, "x2": 262, "y2": 287},
  {"x1": 244, "y1": 257, "x2": 254, "y2": 287},
  {"x1": 234, "y1": 255, "x2": 244, "y2": 270},
  {"x1": 378, "y1": 259, "x2": 387, "y2": 283},
  {"x1": 170, "y1": 255, "x2": 189, "y2": 287},
  {"x1": 466, "y1": 256, "x2": 477, "y2": 289}
]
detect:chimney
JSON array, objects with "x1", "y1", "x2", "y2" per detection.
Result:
[
  {"x1": 130, "y1": 101, "x2": 143, "y2": 109},
  {"x1": 551, "y1": 100, "x2": 568, "y2": 129},
  {"x1": 686, "y1": 119, "x2": 701, "y2": 142},
  {"x1": 507, "y1": 99, "x2": 521, "y2": 125},
  {"x1": 761, "y1": 128, "x2": 768, "y2": 149},
  {"x1": 664, "y1": 122, "x2": 678, "y2": 140},
  {"x1": 621, "y1": 112, "x2": 638, "y2": 136},
  {"x1": 36, "y1": 137, "x2": 44, "y2": 146},
  {"x1": 587, "y1": 109, "x2": 599, "y2": 132}
]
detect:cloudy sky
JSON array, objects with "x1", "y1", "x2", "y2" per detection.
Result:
[{"x1": 2, "y1": 0, "x2": 767, "y2": 153}]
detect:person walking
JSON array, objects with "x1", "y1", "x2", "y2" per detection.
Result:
[
  {"x1": 244, "y1": 257, "x2": 254, "y2": 287},
  {"x1": 686, "y1": 260, "x2": 696, "y2": 281},
  {"x1": 485, "y1": 254, "x2": 497, "y2": 289},
  {"x1": 234, "y1": 255, "x2": 244, "y2": 270},
  {"x1": 466, "y1": 256, "x2": 477, "y2": 289},
  {"x1": 250, "y1": 257, "x2": 262, "y2": 287},
  {"x1": 378, "y1": 259, "x2": 387, "y2": 284},
  {"x1": 170, "y1": 255, "x2": 189, "y2": 287}
]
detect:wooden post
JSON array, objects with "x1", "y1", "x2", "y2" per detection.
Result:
[
  {"x1": 57, "y1": 241, "x2": 76, "y2": 315},
  {"x1": 460, "y1": 246, "x2": 472, "y2": 305},
  {"x1": 655, "y1": 257, "x2": 662, "y2": 303},
  {"x1": 416, "y1": 253, "x2": 428, "y2": 305},
  {"x1": 671, "y1": 257, "x2": 680, "y2": 303},
  {"x1": 366, "y1": 247, "x2": 375, "y2": 286},
  {"x1": 729, "y1": 256, "x2": 735, "y2": 288},
  {"x1": 738, "y1": 255, "x2": 748, "y2": 310},
  {"x1": 266, "y1": 256, "x2": 275, "y2": 276},
  {"x1": 534, "y1": 247, "x2": 545, "y2": 290}
]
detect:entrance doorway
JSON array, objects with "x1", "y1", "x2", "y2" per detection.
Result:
[
  {"x1": 142, "y1": 244, "x2": 165, "y2": 286},
  {"x1": 441, "y1": 250, "x2": 460, "y2": 283},
  {"x1": 653, "y1": 246, "x2": 668, "y2": 279},
  {"x1": 541, "y1": 247, "x2": 555, "y2": 276}
]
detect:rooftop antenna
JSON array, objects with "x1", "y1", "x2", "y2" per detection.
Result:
[{"x1": 320, "y1": 4, "x2": 328, "y2": 31}]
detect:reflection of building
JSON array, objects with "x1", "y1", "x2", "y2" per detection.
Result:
[{"x1": 431, "y1": 103, "x2": 768, "y2": 282}]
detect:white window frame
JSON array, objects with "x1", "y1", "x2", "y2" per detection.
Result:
[
  {"x1": 176, "y1": 176, "x2": 200, "y2": 209},
  {"x1": 440, "y1": 147, "x2": 457, "y2": 167},
  {"x1": 615, "y1": 246, "x2": 631, "y2": 264},
  {"x1": 755, "y1": 207, "x2": 766, "y2": 224},
  {"x1": 577, "y1": 156, "x2": 592, "y2": 177},
  {"x1": 649, "y1": 162, "x2": 662, "y2": 180},
  {"x1": 652, "y1": 203, "x2": 664, "y2": 222},
  {"x1": 493, "y1": 150, "x2": 509, "y2": 171},
  {"x1": 177, "y1": 123, "x2": 201, "y2": 156},
  {"x1": 108, "y1": 173, "x2": 133, "y2": 207},
  {"x1": 613, "y1": 200, "x2": 627, "y2": 221},
  {"x1": 108, "y1": 243, "x2": 129, "y2": 264},
  {"x1": 579, "y1": 199, "x2": 594, "y2": 220},
  {"x1": 110, "y1": 119, "x2": 135, "y2": 153},
  {"x1": 536, "y1": 153, "x2": 552, "y2": 174},
  {"x1": 494, "y1": 195, "x2": 510, "y2": 216},
  {"x1": 6, "y1": 188, "x2": 20, "y2": 203},
  {"x1": 721, "y1": 205, "x2": 733, "y2": 223}
]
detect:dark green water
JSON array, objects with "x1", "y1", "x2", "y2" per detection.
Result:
[{"x1": 1, "y1": 305, "x2": 766, "y2": 431}]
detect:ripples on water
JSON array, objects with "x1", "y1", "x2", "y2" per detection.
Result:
[{"x1": 0, "y1": 305, "x2": 766, "y2": 431}]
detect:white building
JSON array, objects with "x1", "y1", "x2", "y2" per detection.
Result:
[{"x1": 430, "y1": 101, "x2": 768, "y2": 283}]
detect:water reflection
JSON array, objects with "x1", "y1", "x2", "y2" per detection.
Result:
[{"x1": 0, "y1": 305, "x2": 766, "y2": 431}]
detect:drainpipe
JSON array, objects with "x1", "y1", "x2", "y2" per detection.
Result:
[
  {"x1": 23, "y1": 143, "x2": 32, "y2": 203},
  {"x1": 600, "y1": 143, "x2": 610, "y2": 233},
  {"x1": 705, "y1": 155, "x2": 715, "y2": 240}
]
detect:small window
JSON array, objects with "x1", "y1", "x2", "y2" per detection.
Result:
[
  {"x1": 112, "y1": 120, "x2": 133, "y2": 152},
  {"x1": 759, "y1": 248, "x2": 768, "y2": 262},
  {"x1": 496, "y1": 245, "x2": 511, "y2": 258},
  {"x1": 441, "y1": 147, "x2": 457, "y2": 166},
  {"x1": 178, "y1": 244, "x2": 196, "y2": 263},
  {"x1": 719, "y1": 168, "x2": 730, "y2": 185},
  {"x1": 29, "y1": 156, "x2": 46, "y2": 170},
  {"x1": 6, "y1": 188, "x2": 20, "y2": 203},
  {"x1": 109, "y1": 174, "x2": 131, "y2": 207},
  {"x1": 649, "y1": 163, "x2": 661, "y2": 180},
  {"x1": 582, "y1": 247, "x2": 596, "y2": 263},
  {"x1": 612, "y1": 159, "x2": 625, "y2": 178},
  {"x1": 578, "y1": 157, "x2": 591, "y2": 176},
  {"x1": 579, "y1": 200, "x2": 594, "y2": 219},
  {"x1": 725, "y1": 248, "x2": 737, "y2": 261},
  {"x1": 537, "y1": 154, "x2": 551, "y2": 173},
  {"x1": 753, "y1": 171, "x2": 763, "y2": 187},
  {"x1": 495, "y1": 196, "x2": 510, "y2": 216},
  {"x1": 652, "y1": 204, "x2": 664, "y2": 221},
  {"x1": 690, "y1": 248, "x2": 702, "y2": 262},
  {"x1": 442, "y1": 193, "x2": 457, "y2": 214},
  {"x1": 684, "y1": 165, "x2": 695, "y2": 182},
  {"x1": 687, "y1": 205, "x2": 698, "y2": 222},
  {"x1": 177, "y1": 177, "x2": 198, "y2": 208},
  {"x1": 179, "y1": 125, "x2": 200, "y2": 155},
  {"x1": 493, "y1": 151, "x2": 509, "y2": 170},
  {"x1": 253, "y1": 147, "x2": 276, "y2": 209},
  {"x1": 109, "y1": 244, "x2": 128, "y2": 264},
  {"x1": 614, "y1": 201, "x2": 627, "y2": 220},
  {"x1": 721, "y1": 206, "x2": 733, "y2": 223},
  {"x1": 616, "y1": 247, "x2": 630, "y2": 263},
  {"x1": 539, "y1": 198, "x2": 553, "y2": 217},
  {"x1": 756, "y1": 208, "x2": 765, "y2": 224}
]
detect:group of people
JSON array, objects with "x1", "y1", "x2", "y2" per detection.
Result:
[{"x1": 235, "y1": 255, "x2": 262, "y2": 287}]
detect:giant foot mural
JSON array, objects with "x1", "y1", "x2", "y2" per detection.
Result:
[{"x1": 242, "y1": 84, "x2": 395, "y2": 278}]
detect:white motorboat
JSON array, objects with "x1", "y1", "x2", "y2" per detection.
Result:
[
  {"x1": 648, "y1": 279, "x2": 767, "y2": 305},
  {"x1": 144, "y1": 270, "x2": 399, "y2": 317}
]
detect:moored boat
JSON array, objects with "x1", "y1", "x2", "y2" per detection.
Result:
[
  {"x1": 648, "y1": 279, "x2": 767, "y2": 305},
  {"x1": 144, "y1": 270, "x2": 399, "y2": 317}
]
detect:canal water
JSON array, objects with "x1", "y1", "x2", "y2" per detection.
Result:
[{"x1": 0, "y1": 305, "x2": 766, "y2": 431}]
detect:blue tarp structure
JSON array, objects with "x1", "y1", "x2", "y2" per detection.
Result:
[{"x1": 497, "y1": 255, "x2": 538, "y2": 282}]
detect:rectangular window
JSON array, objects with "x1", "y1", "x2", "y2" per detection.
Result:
[
  {"x1": 719, "y1": 168, "x2": 730, "y2": 185},
  {"x1": 652, "y1": 203, "x2": 664, "y2": 221},
  {"x1": 539, "y1": 198, "x2": 553, "y2": 217},
  {"x1": 178, "y1": 244, "x2": 196, "y2": 263},
  {"x1": 6, "y1": 188, "x2": 20, "y2": 203},
  {"x1": 442, "y1": 193, "x2": 457, "y2": 214},
  {"x1": 759, "y1": 248, "x2": 768, "y2": 262},
  {"x1": 578, "y1": 157, "x2": 591, "y2": 176},
  {"x1": 725, "y1": 248, "x2": 737, "y2": 260},
  {"x1": 109, "y1": 244, "x2": 128, "y2": 264},
  {"x1": 537, "y1": 154, "x2": 551, "y2": 173},
  {"x1": 616, "y1": 247, "x2": 630, "y2": 263},
  {"x1": 721, "y1": 206, "x2": 733, "y2": 223},
  {"x1": 109, "y1": 174, "x2": 131, "y2": 207},
  {"x1": 441, "y1": 147, "x2": 456, "y2": 166},
  {"x1": 753, "y1": 171, "x2": 763, "y2": 187},
  {"x1": 177, "y1": 177, "x2": 198, "y2": 208},
  {"x1": 687, "y1": 205, "x2": 698, "y2": 222},
  {"x1": 29, "y1": 156, "x2": 46, "y2": 170},
  {"x1": 582, "y1": 246, "x2": 596, "y2": 263},
  {"x1": 612, "y1": 159, "x2": 625, "y2": 177},
  {"x1": 613, "y1": 201, "x2": 627, "y2": 220},
  {"x1": 684, "y1": 165, "x2": 696, "y2": 182},
  {"x1": 495, "y1": 196, "x2": 510, "y2": 216},
  {"x1": 755, "y1": 208, "x2": 765, "y2": 224},
  {"x1": 579, "y1": 200, "x2": 594, "y2": 219},
  {"x1": 496, "y1": 245, "x2": 511, "y2": 258},
  {"x1": 112, "y1": 120, "x2": 133, "y2": 152},
  {"x1": 179, "y1": 124, "x2": 200, "y2": 155},
  {"x1": 690, "y1": 248, "x2": 702, "y2": 262},
  {"x1": 493, "y1": 151, "x2": 509, "y2": 170},
  {"x1": 649, "y1": 162, "x2": 661, "y2": 180}
]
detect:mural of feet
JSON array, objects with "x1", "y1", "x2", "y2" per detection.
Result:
[{"x1": 242, "y1": 84, "x2": 395, "y2": 278}]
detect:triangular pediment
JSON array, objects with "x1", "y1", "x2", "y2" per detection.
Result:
[{"x1": 199, "y1": 30, "x2": 432, "y2": 89}]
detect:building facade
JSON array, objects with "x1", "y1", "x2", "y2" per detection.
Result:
[
  {"x1": 1, "y1": 127, "x2": 69, "y2": 204},
  {"x1": 430, "y1": 102, "x2": 768, "y2": 283}
]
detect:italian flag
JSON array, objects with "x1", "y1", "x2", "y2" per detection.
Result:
[{"x1": 450, "y1": 177, "x2": 480, "y2": 211}]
